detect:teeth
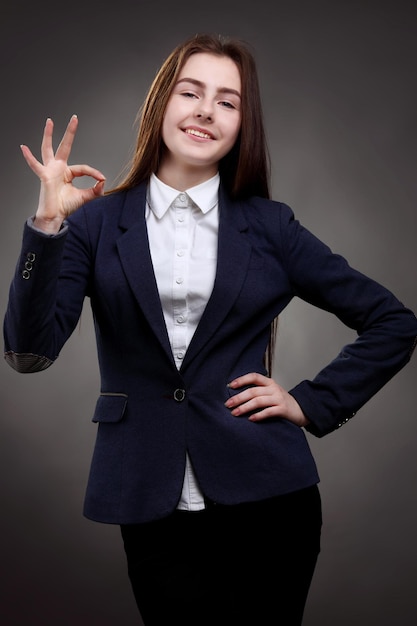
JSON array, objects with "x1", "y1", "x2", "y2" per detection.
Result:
[{"x1": 185, "y1": 129, "x2": 211, "y2": 139}]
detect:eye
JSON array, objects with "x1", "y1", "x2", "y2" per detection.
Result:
[
  {"x1": 181, "y1": 91, "x2": 198, "y2": 99},
  {"x1": 219, "y1": 100, "x2": 236, "y2": 109}
]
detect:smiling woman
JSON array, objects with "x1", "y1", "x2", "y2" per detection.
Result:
[{"x1": 3, "y1": 32, "x2": 417, "y2": 626}]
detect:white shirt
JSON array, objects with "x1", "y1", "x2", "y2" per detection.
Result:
[{"x1": 146, "y1": 172, "x2": 220, "y2": 510}]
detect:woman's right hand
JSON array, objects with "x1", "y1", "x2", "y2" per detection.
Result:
[{"x1": 21, "y1": 115, "x2": 106, "y2": 233}]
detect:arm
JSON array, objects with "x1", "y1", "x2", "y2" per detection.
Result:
[
  {"x1": 224, "y1": 204, "x2": 417, "y2": 435},
  {"x1": 4, "y1": 116, "x2": 106, "y2": 372},
  {"x1": 282, "y1": 208, "x2": 417, "y2": 436}
]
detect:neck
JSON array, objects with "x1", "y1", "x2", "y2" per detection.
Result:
[{"x1": 156, "y1": 158, "x2": 217, "y2": 191}]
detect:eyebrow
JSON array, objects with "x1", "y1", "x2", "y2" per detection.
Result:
[{"x1": 176, "y1": 77, "x2": 241, "y2": 99}]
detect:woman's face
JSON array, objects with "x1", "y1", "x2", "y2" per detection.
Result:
[{"x1": 160, "y1": 52, "x2": 242, "y2": 182}]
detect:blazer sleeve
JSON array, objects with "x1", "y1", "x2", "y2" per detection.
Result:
[
  {"x1": 3, "y1": 217, "x2": 90, "y2": 373},
  {"x1": 277, "y1": 204, "x2": 417, "y2": 437}
]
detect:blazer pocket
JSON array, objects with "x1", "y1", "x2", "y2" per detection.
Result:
[{"x1": 92, "y1": 393, "x2": 128, "y2": 423}]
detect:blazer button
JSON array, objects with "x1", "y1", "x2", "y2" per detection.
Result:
[{"x1": 173, "y1": 388, "x2": 186, "y2": 402}]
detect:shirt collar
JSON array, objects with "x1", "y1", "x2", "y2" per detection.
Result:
[{"x1": 148, "y1": 172, "x2": 220, "y2": 219}]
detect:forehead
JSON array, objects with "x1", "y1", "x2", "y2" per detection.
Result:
[{"x1": 178, "y1": 52, "x2": 241, "y2": 91}]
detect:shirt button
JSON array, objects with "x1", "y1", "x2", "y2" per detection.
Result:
[
  {"x1": 176, "y1": 277, "x2": 183, "y2": 284},
  {"x1": 176, "y1": 352, "x2": 184, "y2": 360},
  {"x1": 177, "y1": 316, "x2": 185, "y2": 323},
  {"x1": 179, "y1": 193, "x2": 186, "y2": 202},
  {"x1": 176, "y1": 249, "x2": 185, "y2": 257}
]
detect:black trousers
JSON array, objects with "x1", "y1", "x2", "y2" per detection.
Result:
[{"x1": 120, "y1": 485, "x2": 322, "y2": 626}]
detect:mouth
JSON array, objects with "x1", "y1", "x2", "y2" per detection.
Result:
[{"x1": 184, "y1": 127, "x2": 215, "y2": 140}]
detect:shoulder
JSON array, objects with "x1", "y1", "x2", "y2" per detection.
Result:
[
  {"x1": 245, "y1": 196, "x2": 294, "y2": 217},
  {"x1": 236, "y1": 195, "x2": 298, "y2": 234},
  {"x1": 219, "y1": 183, "x2": 295, "y2": 223}
]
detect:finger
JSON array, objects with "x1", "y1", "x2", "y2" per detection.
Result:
[
  {"x1": 40, "y1": 117, "x2": 55, "y2": 164},
  {"x1": 20, "y1": 144, "x2": 44, "y2": 176},
  {"x1": 248, "y1": 406, "x2": 282, "y2": 422},
  {"x1": 88, "y1": 180, "x2": 105, "y2": 200},
  {"x1": 225, "y1": 386, "x2": 264, "y2": 407},
  {"x1": 73, "y1": 179, "x2": 106, "y2": 207},
  {"x1": 84, "y1": 180, "x2": 106, "y2": 202},
  {"x1": 229, "y1": 396, "x2": 279, "y2": 418},
  {"x1": 228, "y1": 372, "x2": 268, "y2": 389},
  {"x1": 226, "y1": 389, "x2": 272, "y2": 413},
  {"x1": 69, "y1": 164, "x2": 106, "y2": 182},
  {"x1": 55, "y1": 114, "x2": 79, "y2": 162},
  {"x1": 92, "y1": 179, "x2": 106, "y2": 197}
]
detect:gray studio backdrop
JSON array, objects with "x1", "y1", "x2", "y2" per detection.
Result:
[{"x1": 1, "y1": 1, "x2": 416, "y2": 625}]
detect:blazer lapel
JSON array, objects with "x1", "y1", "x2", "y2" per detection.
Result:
[
  {"x1": 115, "y1": 183, "x2": 253, "y2": 371},
  {"x1": 182, "y1": 188, "x2": 252, "y2": 370},
  {"x1": 116, "y1": 184, "x2": 174, "y2": 363}
]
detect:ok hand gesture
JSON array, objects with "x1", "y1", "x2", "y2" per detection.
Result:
[{"x1": 21, "y1": 115, "x2": 106, "y2": 233}]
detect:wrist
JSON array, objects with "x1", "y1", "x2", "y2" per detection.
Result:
[{"x1": 33, "y1": 214, "x2": 64, "y2": 234}]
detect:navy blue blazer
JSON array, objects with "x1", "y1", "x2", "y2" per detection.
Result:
[{"x1": 4, "y1": 182, "x2": 417, "y2": 523}]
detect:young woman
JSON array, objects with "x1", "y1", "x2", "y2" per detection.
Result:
[{"x1": 4, "y1": 33, "x2": 417, "y2": 625}]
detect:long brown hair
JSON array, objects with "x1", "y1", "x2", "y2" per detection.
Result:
[{"x1": 110, "y1": 33, "x2": 277, "y2": 373}]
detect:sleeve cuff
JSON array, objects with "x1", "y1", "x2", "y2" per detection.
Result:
[{"x1": 27, "y1": 216, "x2": 68, "y2": 237}]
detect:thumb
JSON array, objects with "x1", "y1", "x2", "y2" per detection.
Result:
[
  {"x1": 78, "y1": 179, "x2": 106, "y2": 205},
  {"x1": 93, "y1": 179, "x2": 106, "y2": 197}
]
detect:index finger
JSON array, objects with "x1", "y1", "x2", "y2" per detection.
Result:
[{"x1": 227, "y1": 372, "x2": 267, "y2": 389}]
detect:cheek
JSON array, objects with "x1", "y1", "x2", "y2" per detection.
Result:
[
  {"x1": 162, "y1": 100, "x2": 189, "y2": 139},
  {"x1": 161, "y1": 109, "x2": 176, "y2": 147}
]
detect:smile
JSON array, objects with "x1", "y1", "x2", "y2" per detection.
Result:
[{"x1": 184, "y1": 128, "x2": 213, "y2": 139}]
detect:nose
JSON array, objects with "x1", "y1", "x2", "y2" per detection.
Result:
[
  {"x1": 196, "y1": 103, "x2": 213, "y2": 122},
  {"x1": 196, "y1": 112, "x2": 213, "y2": 122}
]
